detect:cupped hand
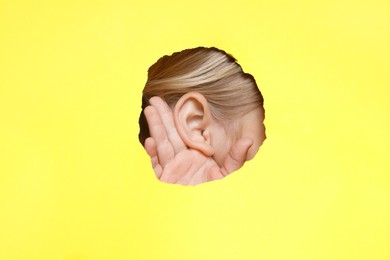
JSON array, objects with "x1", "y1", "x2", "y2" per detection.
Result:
[{"x1": 143, "y1": 96, "x2": 253, "y2": 186}]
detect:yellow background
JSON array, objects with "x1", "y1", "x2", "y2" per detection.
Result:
[{"x1": 1, "y1": 0, "x2": 389, "y2": 259}]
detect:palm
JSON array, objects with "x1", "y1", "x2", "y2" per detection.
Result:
[
  {"x1": 143, "y1": 96, "x2": 253, "y2": 186},
  {"x1": 157, "y1": 148, "x2": 222, "y2": 185}
]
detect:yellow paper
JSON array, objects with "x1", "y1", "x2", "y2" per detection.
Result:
[{"x1": 1, "y1": 0, "x2": 389, "y2": 259}]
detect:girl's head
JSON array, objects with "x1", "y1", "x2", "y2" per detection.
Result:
[{"x1": 139, "y1": 47, "x2": 265, "y2": 165}]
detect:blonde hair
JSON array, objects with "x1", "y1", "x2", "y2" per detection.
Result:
[{"x1": 139, "y1": 47, "x2": 264, "y2": 144}]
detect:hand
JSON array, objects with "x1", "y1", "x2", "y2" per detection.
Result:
[{"x1": 143, "y1": 96, "x2": 253, "y2": 186}]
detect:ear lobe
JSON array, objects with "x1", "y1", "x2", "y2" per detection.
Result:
[{"x1": 174, "y1": 92, "x2": 215, "y2": 157}]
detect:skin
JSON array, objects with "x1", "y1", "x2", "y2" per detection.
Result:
[
  {"x1": 143, "y1": 96, "x2": 265, "y2": 186},
  {"x1": 210, "y1": 107, "x2": 265, "y2": 166}
]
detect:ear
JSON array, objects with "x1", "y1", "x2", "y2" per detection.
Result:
[{"x1": 173, "y1": 92, "x2": 215, "y2": 157}]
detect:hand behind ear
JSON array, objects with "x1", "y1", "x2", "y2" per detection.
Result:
[{"x1": 143, "y1": 96, "x2": 253, "y2": 186}]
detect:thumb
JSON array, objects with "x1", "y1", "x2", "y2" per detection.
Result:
[{"x1": 221, "y1": 137, "x2": 253, "y2": 176}]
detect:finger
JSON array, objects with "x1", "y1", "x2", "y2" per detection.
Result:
[
  {"x1": 144, "y1": 137, "x2": 162, "y2": 179},
  {"x1": 144, "y1": 105, "x2": 174, "y2": 167},
  {"x1": 222, "y1": 137, "x2": 253, "y2": 175},
  {"x1": 149, "y1": 96, "x2": 186, "y2": 154},
  {"x1": 153, "y1": 164, "x2": 163, "y2": 180}
]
